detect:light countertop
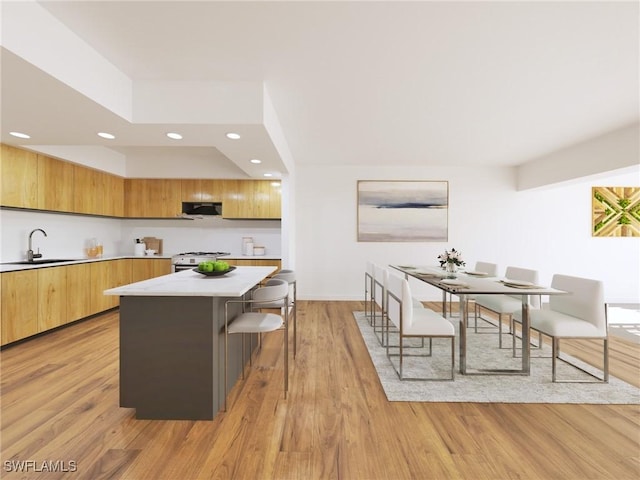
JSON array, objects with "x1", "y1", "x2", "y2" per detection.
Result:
[
  {"x1": 0, "y1": 255, "x2": 173, "y2": 273},
  {"x1": 104, "y1": 265, "x2": 276, "y2": 297},
  {"x1": 0, "y1": 253, "x2": 282, "y2": 273},
  {"x1": 220, "y1": 254, "x2": 281, "y2": 260}
]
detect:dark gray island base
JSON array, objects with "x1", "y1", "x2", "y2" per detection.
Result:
[
  {"x1": 105, "y1": 266, "x2": 276, "y2": 420},
  {"x1": 119, "y1": 295, "x2": 254, "y2": 420}
]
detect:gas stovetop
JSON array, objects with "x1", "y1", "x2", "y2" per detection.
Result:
[
  {"x1": 177, "y1": 251, "x2": 230, "y2": 256},
  {"x1": 172, "y1": 251, "x2": 231, "y2": 265}
]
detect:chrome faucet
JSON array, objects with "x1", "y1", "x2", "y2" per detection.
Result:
[{"x1": 27, "y1": 228, "x2": 47, "y2": 262}]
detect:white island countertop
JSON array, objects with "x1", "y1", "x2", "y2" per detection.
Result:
[{"x1": 104, "y1": 266, "x2": 276, "y2": 297}]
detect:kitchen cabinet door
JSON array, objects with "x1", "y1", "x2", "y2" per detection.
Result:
[
  {"x1": 132, "y1": 258, "x2": 172, "y2": 282},
  {"x1": 37, "y1": 154, "x2": 74, "y2": 212},
  {"x1": 222, "y1": 180, "x2": 250, "y2": 218},
  {"x1": 106, "y1": 173, "x2": 124, "y2": 217},
  {"x1": 1, "y1": 143, "x2": 38, "y2": 208},
  {"x1": 131, "y1": 259, "x2": 155, "y2": 283},
  {"x1": 111, "y1": 259, "x2": 132, "y2": 308},
  {"x1": 73, "y1": 165, "x2": 103, "y2": 215},
  {"x1": 222, "y1": 180, "x2": 281, "y2": 219},
  {"x1": 254, "y1": 180, "x2": 281, "y2": 219},
  {"x1": 67, "y1": 263, "x2": 92, "y2": 322},
  {"x1": 1, "y1": 270, "x2": 39, "y2": 345},
  {"x1": 125, "y1": 179, "x2": 181, "y2": 218},
  {"x1": 90, "y1": 261, "x2": 114, "y2": 313},
  {"x1": 37, "y1": 266, "x2": 68, "y2": 331},
  {"x1": 153, "y1": 259, "x2": 172, "y2": 277},
  {"x1": 181, "y1": 179, "x2": 224, "y2": 202}
]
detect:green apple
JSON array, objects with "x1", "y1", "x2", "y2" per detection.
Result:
[
  {"x1": 199, "y1": 261, "x2": 214, "y2": 272},
  {"x1": 213, "y1": 261, "x2": 229, "y2": 271}
]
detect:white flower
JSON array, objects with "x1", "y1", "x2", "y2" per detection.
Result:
[{"x1": 437, "y1": 248, "x2": 466, "y2": 267}]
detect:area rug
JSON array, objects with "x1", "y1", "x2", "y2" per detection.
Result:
[
  {"x1": 607, "y1": 306, "x2": 640, "y2": 344},
  {"x1": 353, "y1": 311, "x2": 640, "y2": 404}
]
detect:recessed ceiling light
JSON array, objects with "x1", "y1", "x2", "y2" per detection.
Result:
[
  {"x1": 250, "y1": 159, "x2": 262, "y2": 164},
  {"x1": 9, "y1": 131, "x2": 30, "y2": 139},
  {"x1": 226, "y1": 132, "x2": 241, "y2": 140},
  {"x1": 263, "y1": 173, "x2": 273, "y2": 177},
  {"x1": 98, "y1": 132, "x2": 115, "y2": 139},
  {"x1": 166, "y1": 132, "x2": 182, "y2": 140}
]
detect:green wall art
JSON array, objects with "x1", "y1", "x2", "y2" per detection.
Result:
[{"x1": 592, "y1": 186, "x2": 640, "y2": 237}]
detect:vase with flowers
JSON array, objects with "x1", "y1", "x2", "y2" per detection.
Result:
[{"x1": 438, "y1": 248, "x2": 465, "y2": 278}]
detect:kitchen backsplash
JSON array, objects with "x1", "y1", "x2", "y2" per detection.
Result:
[{"x1": 0, "y1": 210, "x2": 281, "y2": 262}]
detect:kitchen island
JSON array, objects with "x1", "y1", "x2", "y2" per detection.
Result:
[{"x1": 104, "y1": 266, "x2": 276, "y2": 420}]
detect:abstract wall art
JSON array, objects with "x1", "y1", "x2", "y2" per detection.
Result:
[
  {"x1": 357, "y1": 180, "x2": 448, "y2": 242},
  {"x1": 592, "y1": 186, "x2": 640, "y2": 237}
]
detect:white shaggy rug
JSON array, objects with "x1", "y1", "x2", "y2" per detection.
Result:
[{"x1": 353, "y1": 311, "x2": 640, "y2": 404}]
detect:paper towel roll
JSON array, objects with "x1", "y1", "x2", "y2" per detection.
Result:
[{"x1": 134, "y1": 243, "x2": 146, "y2": 256}]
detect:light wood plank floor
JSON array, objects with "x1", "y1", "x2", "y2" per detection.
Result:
[{"x1": 1, "y1": 301, "x2": 638, "y2": 480}]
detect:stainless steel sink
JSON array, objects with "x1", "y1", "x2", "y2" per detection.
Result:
[{"x1": 3, "y1": 259, "x2": 80, "y2": 265}]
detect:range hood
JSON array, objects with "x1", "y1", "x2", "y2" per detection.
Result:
[{"x1": 181, "y1": 202, "x2": 222, "y2": 216}]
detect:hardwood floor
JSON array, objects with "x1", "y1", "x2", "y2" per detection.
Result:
[{"x1": 1, "y1": 301, "x2": 638, "y2": 480}]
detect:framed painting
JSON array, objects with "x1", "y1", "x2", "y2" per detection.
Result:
[
  {"x1": 592, "y1": 186, "x2": 640, "y2": 237},
  {"x1": 357, "y1": 180, "x2": 448, "y2": 242}
]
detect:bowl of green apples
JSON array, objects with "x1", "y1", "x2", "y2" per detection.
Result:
[{"x1": 194, "y1": 260, "x2": 235, "y2": 276}]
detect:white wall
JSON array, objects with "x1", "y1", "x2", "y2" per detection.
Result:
[
  {"x1": 294, "y1": 165, "x2": 639, "y2": 304},
  {"x1": 0, "y1": 211, "x2": 281, "y2": 262},
  {"x1": 120, "y1": 217, "x2": 281, "y2": 257},
  {"x1": 517, "y1": 123, "x2": 639, "y2": 190},
  {"x1": 0, "y1": 210, "x2": 124, "y2": 261}
]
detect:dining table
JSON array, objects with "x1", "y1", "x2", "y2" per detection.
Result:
[{"x1": 390, "y1": 265, "x2": 566, "y2": 375}]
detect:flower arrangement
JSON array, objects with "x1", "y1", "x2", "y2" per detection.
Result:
[{"x1": 438, "y1": 248, "x2": 466, "y2": 268}]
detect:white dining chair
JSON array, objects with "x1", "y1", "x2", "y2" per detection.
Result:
[
  {"x1": 364, "y1": 261, "x2": 375, "y2": 325},
  {"x1": 372, "y1": 264, "x2": 389, "y2": 346},
  {"x1": 474, "y1": 266, "x2": 541, "y2": 348},
  {"x1": 464, "y1": 261, "x2": 499, "y2": 327},
  {"x1": 223, "y1": 279, "x2": 290, "y2": 411},
  {"x1": 512, "y1": 274, "x2": 608, "y2": 383},
  {"x1": 385, "y1": 271, "x2": 455, "y2": 381}
]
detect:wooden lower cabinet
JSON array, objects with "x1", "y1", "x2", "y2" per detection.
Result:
[
  {"x1": 1, "y1": 259, "x2": 173, "y2": 346},
  {"x1": 224, "y1": 259, "x2": 281, "y2": 273},
  {"x1": 37, "y1": 266, "x2": 68, "y2": 331},
  {"x1": 131, "y1": 258, "x2": 172, "y2": 282},
  {"x1": 90, "y1": 259, "x2": 132, "y2": 312},
  {"x1": 67, "y1": 263, "x2": 92, "y2": 322},
  {"x1": 1, "y1": 270, "x2": 38, "y2": 345}
]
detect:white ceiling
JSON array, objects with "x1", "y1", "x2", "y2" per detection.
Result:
[{"x1": 1, "y1": 1, "x2": 638, "y2": 177}]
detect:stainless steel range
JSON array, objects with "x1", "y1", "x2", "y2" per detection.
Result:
[{"x1": 172, "y1": 251, "x2": 230, "y2": 272}]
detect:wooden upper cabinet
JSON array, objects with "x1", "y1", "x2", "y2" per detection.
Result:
[
  {"x1": 222, "y1": 180, "x2": 247, "y2": 218},
  {"x1": 181, "y1": 179, "x2": 224, "y2": 203},
  {"x1": 222, "y1": 180, "x2": 281, "y2": 219},
  {"x1": 257, "y1": 179, "x2": 281, "y2": 219},
  {"x1": 74, "y1": 167, "x2": 124, "y2": 217},
  {"x1": 37, "y1": 154, "x2": 75, "y2": 212},
  {"x1": 125, "y1": 179, "x2": 181, "y2": 218},
  {"x1": 106, "y1": 174, "x2": 124, "y2": 217},
  {"x1": 73, "y1": 165, "x2": 103, "y2": 215},
  {"x1": 1, "y1": 143, "x2": 38, "y2": 208}
]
